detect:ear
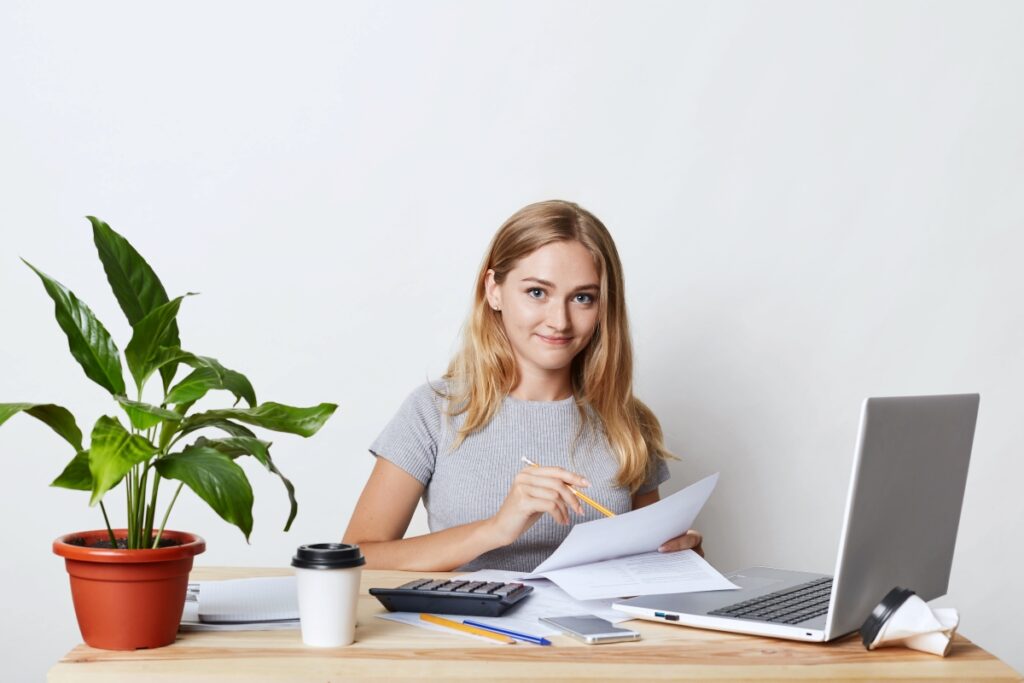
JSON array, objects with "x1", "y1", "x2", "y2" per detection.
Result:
[{"x1": 484, "y1": 269, "x2": 502, "y2": 311}]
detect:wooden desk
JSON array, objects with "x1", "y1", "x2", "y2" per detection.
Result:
[{"x1": 49, "y1": 566, "x2": 1021, "y2": 681}]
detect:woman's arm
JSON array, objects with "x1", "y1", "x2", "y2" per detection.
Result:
[
  {"x1": 344, "y1": 457, "x2": 590, "y2": 572},
  {"x1": 631, "y1": 487, "x2": 704, "y2": 557}
]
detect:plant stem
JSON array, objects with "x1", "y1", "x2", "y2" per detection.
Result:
[
  {"x1": 153, "y1": 482, "x2": 184, "y2": 549},
  {"x1": 126, "y1": 468, "x2": 135, "y2": 548},
  {"x1": 137, "y1": 466, "x2": 148, "y2": 546},
  {"x1": 99, "y1": 501, "x2": 116, "y2": 547},
  {"x1": 145, "y1": 471, "x2": 162, "y2": 541}
]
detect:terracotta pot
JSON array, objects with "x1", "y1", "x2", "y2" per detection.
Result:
[{"x1": 53, "y1": 529, "x2": 206, "y2": 650}]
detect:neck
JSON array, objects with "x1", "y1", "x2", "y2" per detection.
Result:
[{"x1": 509, "y1": 366, "x2": 573, "y2": 402}]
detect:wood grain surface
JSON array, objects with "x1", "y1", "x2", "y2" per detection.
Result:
[{"x1": 48, "y1": 566, "x2": 1022, "y2": 682}]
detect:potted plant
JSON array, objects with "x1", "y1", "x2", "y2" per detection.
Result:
[{"x1": 0, "y1": 217, "x2": 337, "y2": 650}]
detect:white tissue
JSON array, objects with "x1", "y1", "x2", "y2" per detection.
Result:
[{"x1": 868, "y1": 594, "x2": 959, "y2": 657}]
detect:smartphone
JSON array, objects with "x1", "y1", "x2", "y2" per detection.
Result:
[{"x1": 539, "y1": 615, "x2": 641, "y2": 644}]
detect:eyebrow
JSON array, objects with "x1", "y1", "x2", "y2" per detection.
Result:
[{"x1": 520, "y1": 277, "x2": 599, "y2": 292}]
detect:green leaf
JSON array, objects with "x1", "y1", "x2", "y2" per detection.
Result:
[
  {"x1": 195, "y1": 436, "x2": 299, "y2": 531},
  {"x1": 177, "y1": 416, "x2": 256, "y2": 440},
  {"x1": 89, "y1": 216, "x2": 173, "y2": 329},
  {"x1": 52, "y1": 450, "x2": 93, "y2": 490},
  {"x1": 88, "y1": 415, "x2": 157, "y2": 506},
  {"x1": 0, "y1": 403, "x2": 83, "y2": 451},
  {"x1": 124, "y1": 295, "x2": 192, "y2": 391},
  {"x1": 89, "y1": 217, "x2": 181, "y2": 392},
  {"x1": 155, "y1": 445, "x2": 254, "y2": 541},
  {"x1": 184, "y1": 356, "x2": 257, "y2": 407},
  {"x1": 149, "y1": 346, "x2": 198, "y2": 377},
  {"x1": 114, "y1": 395, "x2": 182, "y2": 430},
  {"x1": 183, "y1": 402, "x2": 337, "y2": 438},
  {"x1": 22, "y1": 260, "x2": 126, "y2": 396},
  {"x1": 164, "y1": 366, "x2": 221, "y2": 405}
]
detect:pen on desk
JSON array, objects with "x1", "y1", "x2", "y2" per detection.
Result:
[
  {"x1": 520, "y1": 456, "x2": 616, "y2": 518},
  {"x1": 420, "y1": 613, "x2": 517, "y2": 644},
  {"x1": 462, "y1": 619, "x2": 552, "y2": 646}
]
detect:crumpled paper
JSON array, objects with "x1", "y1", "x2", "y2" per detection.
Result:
[{"x1": 867, "y1": 593, "x2": 959, "y2": 656}]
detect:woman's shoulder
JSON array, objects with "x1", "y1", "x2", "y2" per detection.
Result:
[{"x1": 397, "y1": 378, "x2": 450, "y2": 412}]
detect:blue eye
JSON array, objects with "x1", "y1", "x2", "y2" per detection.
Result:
[
  {"x1": 574, "y1": 293, "x2": 594, "y2": 305},
  {"x1": 527, "y1": 288, "x2": 545, "y2": 299}
]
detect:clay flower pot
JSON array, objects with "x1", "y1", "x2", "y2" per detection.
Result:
[{"x1": 53, "y1": 529, "x2": 206, "y2": 650}]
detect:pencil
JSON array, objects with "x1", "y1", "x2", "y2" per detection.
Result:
[
  {"x1": 520, "y1": 456, "x2": 616, "y2": 518},
  {"x1": 420, "y1": 613, "x2": 517, "y2": 644}
]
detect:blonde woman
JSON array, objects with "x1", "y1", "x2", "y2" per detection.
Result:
[{"x1": 343, "y1": 200, "x2": 703, "y2": 572}]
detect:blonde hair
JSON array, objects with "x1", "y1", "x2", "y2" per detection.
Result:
[{"x1": 442, "y1": 200, "x2": 675, "y2": 493}]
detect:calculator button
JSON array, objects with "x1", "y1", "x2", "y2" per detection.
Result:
[
  {"x1": 439, "y1": 580, "x2": 468, "y2": 592},
  {"x1": 473, "y1": 582, "x2": 505, "y2": 594},
  {"x1": 418, "y1": 580, "x2": 449, "y2": 591},
  {"x1": 453, "y1": 581, "x2": 486, "y2": 593},
  {"x1": 491, "y1": 583, "x2": 522, "y2": 597},
  {"x1": 396, "y1": 579, "x2": 431, "y2": 590}
]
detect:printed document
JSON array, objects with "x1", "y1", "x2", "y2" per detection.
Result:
[
  {"x1": 538, "y1": 549, "x2": 735, "y2": 601},
  {"x1": 521, "y1": 473, "x2": 739, "y2": 600}
]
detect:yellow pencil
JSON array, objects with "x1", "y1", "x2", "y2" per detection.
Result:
[
  {"x1": 420, "y1": 613, "x2": 517, "y2": 644},
  {"x1": 520, "y1": 457, "x2": 616, "y2": 518}
]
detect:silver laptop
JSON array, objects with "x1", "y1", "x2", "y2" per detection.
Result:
[{"x1": 613, "y1": 393, "x2": 980, "y2": 642}]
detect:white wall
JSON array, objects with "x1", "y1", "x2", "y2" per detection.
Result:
[{"x1": 2, "y1": 1, "x2": 1021, "y2": 678}]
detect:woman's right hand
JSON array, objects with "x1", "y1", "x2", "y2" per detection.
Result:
[{"x1": 487, "y1": 465, "x2": 591, "y2": 547}]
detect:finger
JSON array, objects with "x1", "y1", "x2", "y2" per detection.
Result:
[
  {"x1": 523, "y1": 485, "x2": 571, "y2": 524},
  {"x1": 657, "y1": 530, "x2": 704, "y2": 553},
  {"x1": 524, "y1": 473, "x2": 584, "y2": 514},
  {"x1": 527, "y1": 465, "x2": 591, "y2": 489}
]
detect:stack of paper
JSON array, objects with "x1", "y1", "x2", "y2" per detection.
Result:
[
  {"x1": 180, "y1": 576, "x2": 300, "y2": 632},
  {"x1": 522, "y1": 473, "x2": 738, "y2": 600}
]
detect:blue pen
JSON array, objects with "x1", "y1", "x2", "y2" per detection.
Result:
[{"x1": 462, "y1": 619, "x2": 552, "y2": 646}]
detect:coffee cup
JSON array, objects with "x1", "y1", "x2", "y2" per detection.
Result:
[{"x1": 291, "y1": 543, "x2": 366, "y2": 647}]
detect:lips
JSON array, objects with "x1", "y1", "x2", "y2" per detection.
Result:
[{"x1": 537, "y1": 334, "x2": 572, "y2": 345}]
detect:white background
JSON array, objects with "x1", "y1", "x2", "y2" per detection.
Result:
[{"x1": 2, "y1": 1, "x2": 1022, "y2": 678}]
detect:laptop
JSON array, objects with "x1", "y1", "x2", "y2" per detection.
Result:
[{"x1": 613, "y1": 393, "x2": 980, "y2": 642}]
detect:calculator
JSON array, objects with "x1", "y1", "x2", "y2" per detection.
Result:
[{"x1": 369, "y1": 578, "x2": 534, "y2": 616}]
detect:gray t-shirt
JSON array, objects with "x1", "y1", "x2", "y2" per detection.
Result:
[{"x1": 368, "y1": 381, "x2": 671, "y2": 573}]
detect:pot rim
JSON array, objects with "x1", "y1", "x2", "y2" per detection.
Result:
[{"x1": 53, "y1": 529, "x2": 206, "y2": 563}]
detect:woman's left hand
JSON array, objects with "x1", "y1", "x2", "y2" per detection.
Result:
[{"x1": 657, "y1": 529, "x2": 704, "y2": 557}]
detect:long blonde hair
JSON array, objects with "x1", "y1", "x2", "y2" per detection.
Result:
[{"x1": 442, "y1": 200, "x2": 675, "y2": 493}]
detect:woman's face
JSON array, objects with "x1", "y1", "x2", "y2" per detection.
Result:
[{"x1": 485, "y1": 240, "x2": 601, "y2": 378}]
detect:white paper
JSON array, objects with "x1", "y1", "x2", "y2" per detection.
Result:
[
  {"x1": 527, "y1": 473, "x2": 720, "y2": 576},
  {"x1": 376, "y1": 612, "x2": 522, "y2": 643},
  {"x1": 455, "y1": 570, "x2": 630, "y2": 628},
  {"x1": 537, "y1": 550, "x2": 739, "y2": 601},
  {"x1": 180, "y1": 581, "x2": 300, "y2": 631},
  {"x1": 197, "y1": 576, "x2": 298, "y2": 623}
]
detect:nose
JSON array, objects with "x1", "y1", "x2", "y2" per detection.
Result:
[{"x1": 546, "y1": 300, "x2": 571, "y2": 333}]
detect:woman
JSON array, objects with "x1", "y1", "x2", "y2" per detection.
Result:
[{"x1": 343, "y1": 200, "x2": 703, "y2": 572}]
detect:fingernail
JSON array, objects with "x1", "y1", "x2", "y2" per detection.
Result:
[
  {"x1": 658, "y1": 545, "x2": 667, "y2": 552},
  {"x1": 582, "y1": 479, "x2": 591, "y2": 487}
]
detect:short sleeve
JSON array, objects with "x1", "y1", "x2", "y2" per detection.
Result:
[
  {"x1": 637, "y1": 456, "x2": 671, "y2": 495},
  {"x1": 368, "y1": 383, "x2": 443, "y2": 486}
]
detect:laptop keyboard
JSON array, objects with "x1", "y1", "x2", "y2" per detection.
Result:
[{"x1": 708, "y1": 576, "x2": 833, "y2": 625}]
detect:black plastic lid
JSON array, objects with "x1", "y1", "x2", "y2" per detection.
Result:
[
  {"x1": 291, "y1": 543, "x2": 366, "y2": 570},
  {"x1": 861, "y1": 586, "x2": 915, "y2": 648}
]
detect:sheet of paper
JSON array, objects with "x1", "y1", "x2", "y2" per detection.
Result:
[
  {"x1": 536, "y1": 549, "x2": 739, "y2": 600},
  {"x1": 455, "y1": 570, "x2": 630, "y2": 629},
  {"x1": 197, "y1": 576, "x2": 298, "y2": 623},
  {"x1": 376, "y1": 612, "x2": 523, "y2": 643},
  {"x1": 526, "y1": 472, "x2": 719, "y2": 576}
]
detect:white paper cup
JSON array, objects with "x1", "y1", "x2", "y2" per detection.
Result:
[{"x1": 292, "y1": 543, "x2": 365, "y2": 647}]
